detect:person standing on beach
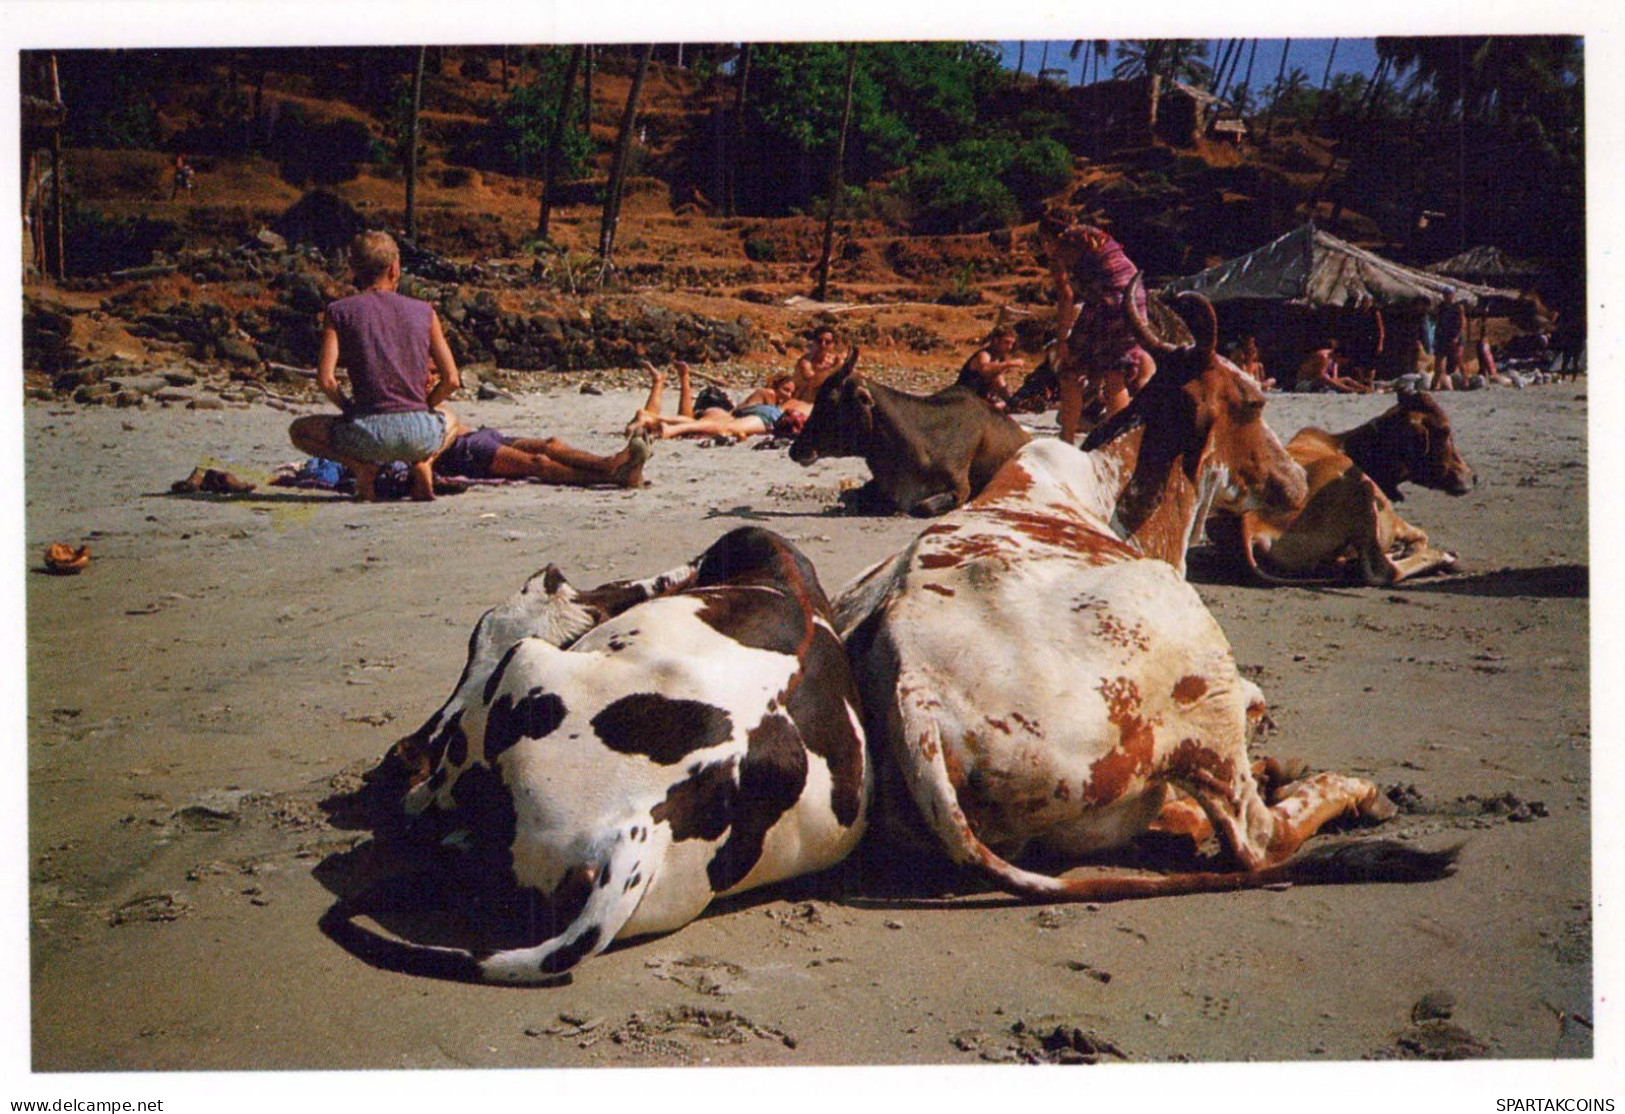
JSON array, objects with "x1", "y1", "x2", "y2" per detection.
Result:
[
  {"x1": 1039, "y1": 211, "x2": 1156, "y2": 443},
  {"x1": 288, "y1": 231, "x2": 461, "y2": 502},
  {"x1": 1431, "y1": 289, "x2": 1467, "y2": 391}
]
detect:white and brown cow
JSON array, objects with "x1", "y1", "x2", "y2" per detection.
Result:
[
  {"x1": 1209, "y1": 390, "x2": 1477, "y2": 586},
  {"x1": 837, "y1": 282, "x2": 1457, "y2": 901},
  {"x1": 338, "y1": 527, "x2": 868, "y2": 983}
]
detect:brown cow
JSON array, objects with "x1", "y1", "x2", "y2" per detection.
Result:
[
  {"x1": 1212, "y1": 390, "x2": 1476, "y2": 586},
  {"x1": 789, "y1": 348, "x2": 1032, "y2": 517},
  {"x1": 832, "y1": 280, "x2": 1454, "y2": 904}
]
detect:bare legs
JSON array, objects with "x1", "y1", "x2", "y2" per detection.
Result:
[
  {"x1": 630, "y1": 362, "x2": 767, "y2": 441},
  {"x1": 289, "y1": 407, "x2": 461, "y2": 502},
  {"x1": 487, "y1": 434, "x2": 650, "y2": 488}
]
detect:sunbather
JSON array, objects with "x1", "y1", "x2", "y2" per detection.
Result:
[{"x1": 435, "y1": 420, "x2": 651, "y2": 487}]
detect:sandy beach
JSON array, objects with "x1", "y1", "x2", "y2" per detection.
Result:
[{"x1": 20, "y1": 375, "x2": 1592, "y2": 1084}]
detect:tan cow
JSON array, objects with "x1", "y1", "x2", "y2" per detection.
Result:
[
  {"x1": 835, "y1": 280, "x2": 1457, "y2": 902},
  {"x1": 1213, "y1": 390, "x2": 1476, "y2": 586}
]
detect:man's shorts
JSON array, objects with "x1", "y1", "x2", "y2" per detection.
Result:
[
  {"x1": 330, "y1": 409, "x2": 447, "y2": 464},
  {"x1": 434, "y1": 427, "x2": 514, "y2": 478}
]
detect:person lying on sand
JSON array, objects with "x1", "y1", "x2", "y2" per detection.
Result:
[
  {"x1": 434, "y1": 419, "x2": 651, "y2": 488},
  {"x1": 628, "y1": 361, "x2": 811, "y2": 442}
]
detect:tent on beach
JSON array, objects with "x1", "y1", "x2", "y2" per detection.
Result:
[
  {"x1": 1424, "y1": 244, "x2": 1543, "y2": 288},
  {"x1": 1159, "y1": 224, "x2": 1521, "y2": 381},
  {"x1": 1162, "y1": 222, "x2": 1519, "y2": 310}
]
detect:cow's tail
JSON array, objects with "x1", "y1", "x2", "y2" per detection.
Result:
[
  {"x1": 1237, "y1": 515, "x2": 1346, "y2": 588},
  {"x1": 893, "y1": 683, "x2": 1457, "y2": 903},
  {"x1": 322, "y1": 822, "x2": 669, "y2": 985}
]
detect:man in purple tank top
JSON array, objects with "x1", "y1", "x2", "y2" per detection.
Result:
[{"x1": 288, "y1": 231, "x2": 461, "y2": 501}]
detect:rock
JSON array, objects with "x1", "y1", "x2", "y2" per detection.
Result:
[
  {"x1": 106, "y1": 374, "x2": 169, "y2": 396},
  {"x1": 1411, "y1": 991, "x2": 1456, "y2": 1022},
  {"x1": 188, "y1": 396, "x2": 226, "y2": 411},
  {"x1": 271, "y1": 190, "x2": 366, "y2": 253},
  {"x1": 217, "y1": 335, "x2": 261, "y2": 366}
]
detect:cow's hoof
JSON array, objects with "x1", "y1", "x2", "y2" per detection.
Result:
[{"x1": 1357, "y1": 790, "x2": 1400, "y2": 824}]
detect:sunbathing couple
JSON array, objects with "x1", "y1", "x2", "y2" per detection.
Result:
[
  {"x1": 628, "y1": 360, "x2": 814, "y2": 442},
  {"x1": 625, "y1": 327, "x2": 844, "y2": 441}
]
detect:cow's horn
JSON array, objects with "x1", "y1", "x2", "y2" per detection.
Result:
[
  {"x1": 832, "y1": 345, "x2": 859, "y2": 383},
  {"x1": 1121, "y1": 272, "x2": 1180, "y2": 355},
  {"x1": 1173, "y1": 290, "x2": 1218, "y2": 359}
]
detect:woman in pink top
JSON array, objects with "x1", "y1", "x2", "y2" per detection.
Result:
[
  {"x1": 1039, "y1": 211, "x2": 1156, "y2": 443},
  {"x1": 289, "y1": 231, "x2": 461, "y2": 501}
]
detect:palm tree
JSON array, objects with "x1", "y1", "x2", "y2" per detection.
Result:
[
  {"x1": 1111, "y1": 39, "x2": 1210, "y2": 85},
  {"x1": 598, "y1": 43, "x2": 653, "y2": 268},
  {"x1": 405, "y1": 46, "x2": 425, "y2": 240},
  {"x1": 1069, "y1": 39, "x2": 1109, "y2": 86},
  {"x1": 537, "y1": 44, "x2": 584, "y2": 240},
  {"x1": 1262, "y1": 38, "x2": 1292, "y2": 141},
  {"x1": 726, "y1": 42, "x2": 752, "y2": 217},
  {"x1": 814, "y1": 44, "x2": 859, "y2": 302}
]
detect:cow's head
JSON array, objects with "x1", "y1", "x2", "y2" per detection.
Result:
[
  {"x1": 789, "y1": 347, "x2": 866, "y2": 466},
  {"x1": 1379, "y1": 389, "x2": 1477, "y2": 500},
  {"x1": 1087, "y1": 276, "x2": 1307, "y2": 531},
  {"x1": 383, "y1": 566, "x2": 599, "y2": 794}
]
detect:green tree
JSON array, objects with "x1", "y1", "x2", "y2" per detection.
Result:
[
  {"x1": 493, "y1": 52, "x2": 593, "y2": 180},
  {"x1": 1111, "y1": 39, "x2": 1211, "y2": 85}
]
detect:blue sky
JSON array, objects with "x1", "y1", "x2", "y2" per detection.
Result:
[{"x1": 996, "y1": 38, "x2": 1381, "y2": 90}]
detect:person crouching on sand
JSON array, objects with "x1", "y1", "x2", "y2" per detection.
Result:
[{"x1": 288, "y1": 230, "x2": 460, "y2": 502}]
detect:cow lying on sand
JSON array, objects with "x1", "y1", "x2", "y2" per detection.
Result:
[
  {"x1": 1208, "y1": 389, "x2": 1476, "y2": 585},
  {"x1": 835, "y1": 279, "x2": 1457, "y2": 902},
  {"x1": 790, "y1": 348, "x2": 1031, "y2": 517},
  {"x1": 331, "y1": 527, "x2": 868, "y2": 984}
]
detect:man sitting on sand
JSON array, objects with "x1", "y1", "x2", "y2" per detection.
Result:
[
  {"x1": 434, "y1": 419, "x2": 652, "y2": 487},
  {"x1": 288, "y1": 230, "x2": 460, "y2": 502},
  {"x1": 792, "y1": 327, "x2": 846, "y2": 402},
  {"x1": 629, "y1": 361, "x2": 811, "y2": 442},
  {"x1": 956, "y1": 324, "x2": 1025, "y2": 410},
  {"x1": 1293, "y1": 337, "x2": 1371, "y2": 394}
]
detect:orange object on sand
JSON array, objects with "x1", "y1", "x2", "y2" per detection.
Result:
[{"x1": 44, "y1": 543, "x2": 90, "y2": 575}]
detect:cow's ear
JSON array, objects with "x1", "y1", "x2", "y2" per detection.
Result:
[{"x1": 854, "y1": 384, "x2": 875, "y2": 409}]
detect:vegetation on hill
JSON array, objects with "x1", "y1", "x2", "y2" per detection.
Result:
[{"x1": 20, "y1": 38, "x2": 1585, "y2": 384}]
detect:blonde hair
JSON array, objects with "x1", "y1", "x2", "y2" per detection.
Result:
[{"x1": 348, "y1": 230, "x2": 400, "y2": 286}]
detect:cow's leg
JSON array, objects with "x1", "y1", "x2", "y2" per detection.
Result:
[
  {"x1": 1149, "y1": 757, "x2": 1306, "y2": 846},
  {"x1": 1167, "y1": 741, "x2": 1395, "y2": 870},
  {"x1": 1378, "y1": 511, "x2": 1459, "y2": 583},
  {"x1": 911, "y1": 491, "x2": 963, "y2": 517}
]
